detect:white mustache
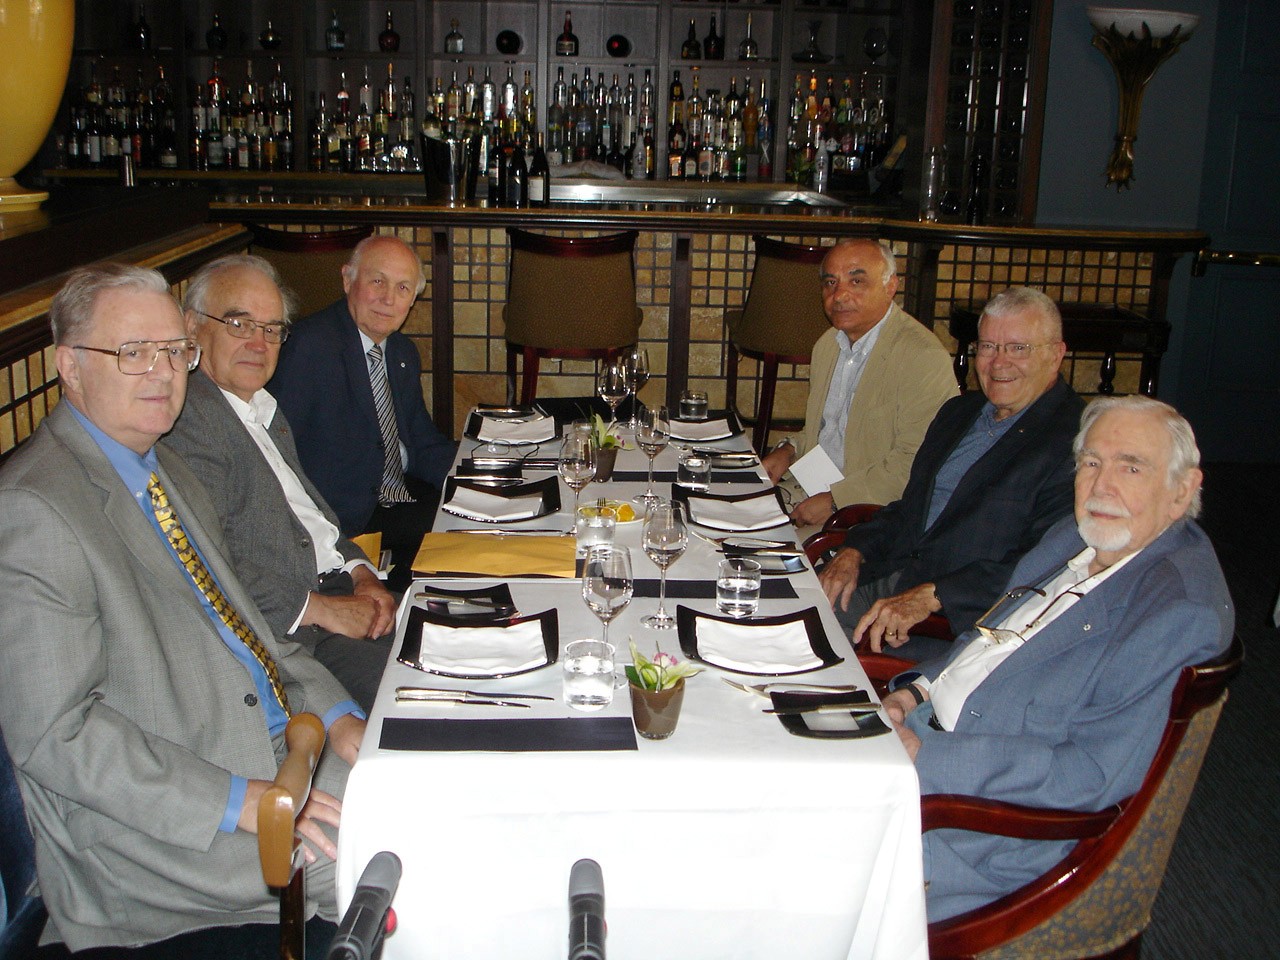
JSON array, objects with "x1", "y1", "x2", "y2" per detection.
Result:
[{"x1": 1083, "y1": 498, "x2": 1130, "y2": 520}]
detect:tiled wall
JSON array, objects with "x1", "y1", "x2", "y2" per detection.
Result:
[{"x1": 0, "y1": 342, "x2": 59, "y2": 460}]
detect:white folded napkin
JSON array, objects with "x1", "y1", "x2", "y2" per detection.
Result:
[
  {"x1": 443, "y1": 486, "x2": 543, "y2": 522},
  {"x1": 667, "y1": 418, "x2": 734, "y2": 442},
  {"x1": 693, "y1": 615, "x2": 823, "y2": 673},
  {"x1": 418, "y1": 618, "x2": 548, "y2": 676},
  {"x1": 686, "y1": 493, "x2": 788, "y2": 531},
  {"x1": 477, "y1": 413, "x2": 556, "y2": 444}
]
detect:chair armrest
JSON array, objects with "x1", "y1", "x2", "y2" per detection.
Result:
[
  {"x1": 921, "y1": 793, "x2": 1122, "y2": 841},
  {"x1": 823, "y1": 503, "x2": 883, "y2": 532},
  {"x1": 802, "y1": 529, "x2": 846, "y2": 566},
  {"x1": 258, "y1": 713, "x2": 326, "y2": 888}
]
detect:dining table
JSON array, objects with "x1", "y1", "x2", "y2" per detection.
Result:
[{"x1": 335, "y1": 409, "x2": 929, "y2": 960}]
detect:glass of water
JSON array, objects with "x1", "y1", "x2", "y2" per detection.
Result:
[
  {"x1": 717, "y1": 557, "x2": 762, "y2": 618},
  {"x1": 575, "y1": 504, "x2": 617, "y2": 555},
  {"x1": 563, "y1": 639, "x2": 616, "y2": 712},
  {"x1": 676, "y1": 450, "x2": 711, "y2": 492}
]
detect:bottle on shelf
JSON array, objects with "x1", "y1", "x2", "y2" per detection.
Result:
[
  {"x1": 259, "y1": 20, "x2": 282, "y2": 51},
  {"x1": 704, "y1": 16, "x2": 724, "y2": 61},
  {"x1": 379, "y1": 11, "x2": 400, "y2": 53},
  {"x1": 738, "y1": 14, "x2": 759, "y2": 62},
  {"x1": 506, "y1": 137, "x2": 529, "y2": 207},
  {"x1": 463, "y1": 67, "x2": 478, "y2": 118},
  {"x1": 965, "y1": 151, "x2": 988, "y2": 225},
  {"x1": 681, "y1": 19, "x2": 701, "y2": 60},
  {"x1": 529, "y1": 132, "x2": 551, "y2": 206},
  {"x1": 206, "y1": 13, "x2": 227, "y2": 52},
  {"x1": 135, "y1": 5, "x2": 151, "y2": 52},
  {"x1": 325, "y1": 10, "x2": 345, "y2": 53},
  {"x1": 556, "y1": 11, "x2": 579, "y2": 57},
  {"x1": 359, "y1": 65, "x2": 374, "y2": 116},
  {"x1": 444, "y1": 19, "x2": 464, "y2": 56}
]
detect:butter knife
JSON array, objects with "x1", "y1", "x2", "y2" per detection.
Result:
[{"x1": 764, "y1": 702, "x2": 882, "y2": 716}]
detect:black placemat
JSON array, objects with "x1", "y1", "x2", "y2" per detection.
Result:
[
  {"x1": 611, "y1": 471, "x2": 761, "y2": 485},
  {"x1": 380, "y1": 717, "x2": 638, "y2": 752},
  {"x1": 632, "y1": 579, "x2": 798, "y2": 599}
]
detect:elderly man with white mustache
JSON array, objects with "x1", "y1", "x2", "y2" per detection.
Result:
[{"x1": 878, "y1": 395, "x2": 1234, "y2": 922}]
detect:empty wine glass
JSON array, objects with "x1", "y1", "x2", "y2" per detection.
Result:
[
  {"x1": 642, "y1": 499, "x2": 687, "y2": 630},
  {"x1": 597, "y1": 361, "x2": 628, "y2": 426},
  {"x1": 558, "y1": 433, "x2": 596, "y2": 515},
  {"x1": 634, "y1": 405, "x2": 669, "y2": 506},
  {"x1": 625, "y1": 347, "x2": 650, "y2": 430},
  {"x1": 581, "y1": 543, "x2": 633, "y2": 646}
]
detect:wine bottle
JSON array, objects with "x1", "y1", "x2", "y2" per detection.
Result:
[
  {"x1": 681, "y1": 20, "x2": 702, "y2": 60},
  {"x1": 206, "y1": 13, "x2": 227, "y2": 52},
  {"x1": 325, "y1": 10, "x2": 345, "y2": 52},
  {"x1": 738, "y1": 14, "x2": 759, "y2": 62},
  {"x1": 506, "y1": 138, "x2": 529, "y2": 208},
  {"x1": 378, "y1": 11, "x2": 400, "y2": 53},
  {"x1": 966, "y1": 151, "x2": 989, "y2": 226},
  {"x1": 704, "y1": 16, "x2": 724, "y2": 61},
  {"x1": 556, "y1": 11, "x2": 579, "y2": 57},
  {"x1": 444, "y1": 19, "x2": 464, "y2": 56},
  {"x1": 529, "y1": 132, "x2": 550, "y2": 206},
  {"x1": 259, "y1": 20, "x2": 282, "y2": 51},
  {"x1": 135, "y1": 5, "x2": 151, "y2": 52}
]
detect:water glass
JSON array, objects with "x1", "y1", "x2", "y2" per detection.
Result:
[
  {"x1": 575, "y1": 504, "x2": 617, "y2": 554},
  {"x1": 563, "y1": 639, "x2": 616, "y2": 712},
  {"x1": 716, "y1": 557, "x2": 762, "y2": 618},
  {"x1": 679, "y1": 390, "x2": 709, "y2": 420},
  {"x1": 676, "y1": 450, "x2": 711, "y2": 492}
]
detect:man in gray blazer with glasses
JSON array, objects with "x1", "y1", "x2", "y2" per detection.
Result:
[{"x1": 0, "y1": 264, "x2": 364, "y2": 952}]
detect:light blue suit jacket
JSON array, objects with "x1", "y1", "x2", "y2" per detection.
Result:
[{"x1": 909, "y1": 515, "x2": 1234, "y2": 921}]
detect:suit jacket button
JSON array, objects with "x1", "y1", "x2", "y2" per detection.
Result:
[
  {"x1": 300, "y1": 537, "x2": 311, "y2": 548},
  {"x1": 244, "y1": 693, "x2": 259, "y2": 707},
  {"x1": 909, "y1": 550, "x2": 921, "y2": 560}
]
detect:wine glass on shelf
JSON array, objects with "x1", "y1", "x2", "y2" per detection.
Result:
[
  {"x1": 581, "y1": 544, "x2": 633, "y2": 647},
  {"x1": 633, "y1": 405, "x2": 669, "y2": 507},
  {"x1": 642, "y1": 499, "x2": 687, "y2": 630},
  {"x1": 558, "y1": 432, "x2": 596, "y2": 516},
  {"x1": 624, "y1": 346, "x2": 650, "y2": 430},
  {"x1": 597, "y1": 360, "x2": 628, "y2": 427}
]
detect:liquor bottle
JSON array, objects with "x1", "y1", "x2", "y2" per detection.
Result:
[
  {"x1": 681, "y1": 134, "x2": 698, "y2": 180},
  {"x1": 445, "y1": 71, "x2": 462, "y2": 123},
  {"x1": 667, "y1": 115, "x2": 686, "y2": 179},
  {"x1": 743, "y1": 80, "x2": 759, "y2": 150},
  {"x1": 642, "y1": 129, "x2": 656, "y2": 179},
  {"x1": 668, "y1": 70, "x2": 684, "y2": 127},
  {"x1": 529, "y1": 132, "x2": 551, "y2": 206},
  {"x1": 638, "y1": 69, "x2": 655, "y2": 140},
  {"x1": 381, "y1": 62, "x2": 397, "y2": 120},
  {"x1": 965, "y1": 151, "x2": 989, "y2": 226},
  {"x1": 681, "y1": 19, "x2": 701, "y2": 60},
  {"x1": 521, "y1": 70, "x2": 537, "y2": 136},
  {"x1": 556, "y1": 11, "x2": 579, "y2": 57},
  {"x1": 259, "y1": 20, "x2": 282, "y2": 51},
  {"x1": 359, "y1": 65, "x2": 374, "y2": 116},
  {"x1": 444, "y1": 19, "x2": 464, "y2": 56},
  {"x1": 135, "y1": 5, "x2": 151, "y2": 52},
  {"x1": 501, "y1": 67, "x2": 518, "y2": 133},
  {"x1": 546, "y1": 67, "x2": 566, "y2": 161},
  {"x1": 506, "y1": 137, "x2": 529, "y2": 207},
  {"x1": 686, "y1": 69, "x2": 702, "y2": 146},
  {"x1": 704, "y1": 16, "x2": 724, "y2": 61},
  {"x1": 623, "y1": 132, "x2": 637, "y2": 179},
  {"x1": 310, "y1": 92, "x2": 328, "y2": 171},
  {"x1": 335, "y1": 71, "x2": 351, "y2": 124},
  {"x1": 738, "y1": 14, "x2": 759, "y2": 62},
  {"x1": 606, "y1": 130, "x2": 625, "y2": 172},
  {"x1": 379, "y1": 11, "x2": 400, "y2": 53},
  {"x1": 463, "y1": 67, "x2": 478, "y2": 119},
  {"x1": 206, "y1": 13, "x2": 227, "y2": 52},
  {"x1": 206, "y1": 59, "x2": 225, "y2": 131},
  {"x1": 325, "y1": 10, "x2": 345, "y2": 52},
  {"x1": 621, "y1": 73, "x2": 637, "y2": 149}
]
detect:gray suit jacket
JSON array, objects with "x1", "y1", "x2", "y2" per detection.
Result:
[
  {"x1": 909, "y1": 515, "x2": 1234, "y2": 921},
  {"x1": 163, "y1": 369, "x2": 366, "y2": 639},
  {"x1": 0, "y1": 402, "x2": 352, "y2": 950}
]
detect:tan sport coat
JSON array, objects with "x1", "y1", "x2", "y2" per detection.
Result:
[{"x1": 796, "y1": 302, "x2": 958, "y2": 507}]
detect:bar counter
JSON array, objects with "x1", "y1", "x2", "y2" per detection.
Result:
[{"x1": 204, "y1": 178, "x2": 1204, "y2": 437}]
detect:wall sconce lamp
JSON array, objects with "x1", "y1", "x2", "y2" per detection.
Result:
[{"x1": 1088, "y1": 7, "x2": 1200, "y2": 190}]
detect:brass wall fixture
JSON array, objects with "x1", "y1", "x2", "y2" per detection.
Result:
[{"x1": 1088, "y1": 7, "x2": 1199, "y2": 189}]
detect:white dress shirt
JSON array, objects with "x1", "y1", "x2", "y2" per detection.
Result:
[
  {"x1": 924, "y1": 545, "x2": 1140, "y2": 731},
  {"x1": 220, "y1": 387, "x2": 371, "y2": 631},
  {"x1": 816, "y1": 308, "x2": 889, "y2": 467}
]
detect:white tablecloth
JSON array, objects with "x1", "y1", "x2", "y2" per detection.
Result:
[{"x1": 337, "y1": 433, "x2": 928, "y2": 960}]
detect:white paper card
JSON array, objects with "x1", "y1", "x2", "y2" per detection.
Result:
[{"x1": 789, "y1": 445, "x2": 845, "y2": 498}]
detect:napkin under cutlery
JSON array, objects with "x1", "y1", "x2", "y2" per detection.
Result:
[{"x1": 693, "y1": 616, "x2": 823, "y2": 673}]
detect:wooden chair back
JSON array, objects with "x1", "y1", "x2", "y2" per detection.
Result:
[{"x1": 249, "y1": 225, "x2": 374, "y2": 320}]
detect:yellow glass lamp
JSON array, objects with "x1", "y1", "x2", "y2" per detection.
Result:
[{"x1": 0, "y1": 0, "x2": 75, "y2": 212}]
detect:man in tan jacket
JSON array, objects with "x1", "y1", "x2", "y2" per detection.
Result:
[{"x1": 763, "y1": 239, "x2": 957, "y2": 525}]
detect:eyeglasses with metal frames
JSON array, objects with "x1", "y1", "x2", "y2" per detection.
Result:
[
  {"x1": 194, "y1": 310, "x2": 290, "y2": 344},
  {"x1": 974, "y1": 341, "x2": 1059, "y2": 359},
  {"x1": 72, "y1": 339, "x2": 202, "y2": 375},
  {"x1": 973, "y1": 583, "x2": 1085, "y2": 645}
]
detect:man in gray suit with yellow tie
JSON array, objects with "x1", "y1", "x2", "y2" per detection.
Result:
[
  {"x1": 165, "y1": 254, "x2": 396, "y2": 710},
  {"x1": 0, "y1": 264, "x2": 365, "y2": 952}
]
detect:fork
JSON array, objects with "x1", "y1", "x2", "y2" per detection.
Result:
[{"x1": 722, "y1": 678, "x2": 862, "y2": 699}]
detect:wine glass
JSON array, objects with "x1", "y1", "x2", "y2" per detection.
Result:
[
  {"x1": 642, "y1": 499, "x2": 687, "y2": 630},
  {"x1": 581, "y1": 543, "x2": 633, "y2": 646},
  {"x1": 624, "y1": 347, "x2": 650, "y2": 430},
  {"x1": 558, "y1": 433, "x2": 596, "y2": 515},
  {"x1": 597, "y1": 360, "x2": 628, "y2": 426},
  {"x1": 634, "y1": 405, "x2": 669, "y2": 506}
]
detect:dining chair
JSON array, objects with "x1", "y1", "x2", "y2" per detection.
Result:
[
  {"x1": 502, "y1": 228, "x2": 642, "y2": 406},
  {"x1": 723, "y1": 235, "x2": 830, "y2": 453},
  {"x1": 248, "y1": 224, "x2": 374, "y2": 320},
  {"x1": 925, "y1": 635, "x2": 1242, "y2": 960},
  {"x1": 258, "y1": 712, "x2": 327, "y2": 960}
]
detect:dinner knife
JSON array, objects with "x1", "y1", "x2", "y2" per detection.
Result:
[
  {"x1": 394, "y1": 690, "x2": 533, "y2": 708},
  {"x1": 395, "y1": 686, "x2": 554, "y2": 702},
  {"x1": 444, "y1": 528, "x2": 572, "y2": 537},
  {"x1": 412, "y1": 591, "x2": 516, "y2": 612},
  {"x1": 764, "y1": 702, "x2": 882, "y2": 716}
]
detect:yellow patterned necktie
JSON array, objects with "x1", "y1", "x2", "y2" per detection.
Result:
[{"x1": 147, "y1": 472, "x2": 291, "y2": 715}]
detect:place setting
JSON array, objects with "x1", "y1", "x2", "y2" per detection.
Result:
[{"x1": 463, "y1": 403, "x2": 559, "y2": 446}]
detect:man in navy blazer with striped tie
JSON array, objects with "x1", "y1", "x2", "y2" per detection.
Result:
[{"x1": 270, "y1": 235, "x2": 454, "y2": 590}]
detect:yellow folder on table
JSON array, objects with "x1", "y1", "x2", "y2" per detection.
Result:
[{"x1": 411, "y1": 532, "x2": 577, "y2": 578}]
